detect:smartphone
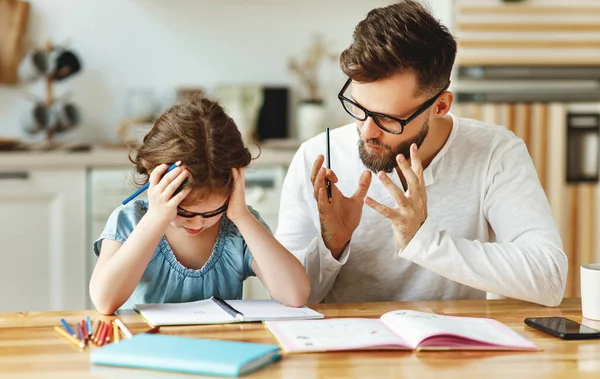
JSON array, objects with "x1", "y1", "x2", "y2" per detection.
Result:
[{"x1": 524, "y1": 317, "x2": 600, "y2": 340}]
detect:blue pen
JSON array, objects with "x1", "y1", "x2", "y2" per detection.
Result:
[
  {"x1": 60, "y1": 318, "x2": 76, "y2": 337},
  {"x1": 86, "y1": 316, "x2": 91, "y2": 335},
  {"x1": 122, "y1": 162, "x2": 180, "y2": 205}
]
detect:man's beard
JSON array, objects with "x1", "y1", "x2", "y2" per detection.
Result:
[{"x1": 357, "y1": 118, "x2": 430, "y2": 173}]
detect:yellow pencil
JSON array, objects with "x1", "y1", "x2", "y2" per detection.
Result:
[
  {"x1": 54, "y1": 326, "x2": 84, "y2": 350},
  {"x1": 113, "y1": 320, "x2": 120, "y2": 343}
]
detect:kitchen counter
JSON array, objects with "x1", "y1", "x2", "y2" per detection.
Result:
[{"x1": 0, "y1": 144, "x2": 298, "y2": 171}]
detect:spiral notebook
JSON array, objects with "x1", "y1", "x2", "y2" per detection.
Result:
[{"x1": 134, "y1": 296, "x2": 324, "y2": 327}]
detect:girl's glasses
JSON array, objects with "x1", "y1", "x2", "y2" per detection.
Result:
[{"x1": 176, "y1": 201, "x2": 228, "y2": 219}]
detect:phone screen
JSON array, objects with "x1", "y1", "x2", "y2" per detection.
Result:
[{"x1": 528, "y1": 317, "x2": 600, "y2": 335}]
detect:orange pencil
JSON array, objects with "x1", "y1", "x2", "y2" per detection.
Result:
[
  {"x1": 54, "y1": 326, "x2": 84, "y2": 350},
  {"x1": 93, "y1": 321, "x2": 104, "y2": 344}
]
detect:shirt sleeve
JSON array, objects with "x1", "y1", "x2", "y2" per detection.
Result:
[
  {"x1": 400, "y1": 138, "x2": 568, "y2": 307},
  {"x1": 275, "y1": 145, "x2": 351, "y2": 303},
  {"x1": 93, "y1": 201, "x2": 143, "y2": 257}
]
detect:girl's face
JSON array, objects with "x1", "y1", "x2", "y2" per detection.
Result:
[{"x1": 170, "y1": 193, "x2": 229, "y2": 236}]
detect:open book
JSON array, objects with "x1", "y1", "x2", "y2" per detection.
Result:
[
  {"x1": 264, "y1": 310, "x2": 539, "y2": 353},
  {"x1": 134, "y1": 297, "x2": 324, "y2": 327}
]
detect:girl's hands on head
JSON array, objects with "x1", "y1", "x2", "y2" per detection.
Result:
[
  {"x1": 226, "y1": 168, "x2": 251, "y2": 223},
  {"x1": 146, "y1": 162, "x2": 192, "y2": 223}
]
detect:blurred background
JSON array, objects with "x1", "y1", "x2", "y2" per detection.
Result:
[{"x1": 0, "y1": 0, "x2": 598, "y2": 312}]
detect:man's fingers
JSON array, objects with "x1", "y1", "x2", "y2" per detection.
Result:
[
  {"x1": 351, "y1": 170, "x2": 372, "y2": 201},
  {"x1": 409, "y1": 144, "x2": 424, "y2": 187},
  {"x1": 396, "y1": 154, "x2": 419, "y2": 196},
  {"x1": 324, "y1": 168, "x2": 338, "y2": 184},
  {"x1": 377, "y1": 171, "x2": 408, "y2": 206},
  {"x1": 313, "y1": 167, "x2": 327, "y2": 200},
  {"x1": 316, "y1": 187, "x2": 330, "y2": 214},
  {"x1": 364, "y1": 196, "x2": 393, "y2": 219},
  {"x1": 311, "y1": 155, "x2": 325, "y2": 185}
]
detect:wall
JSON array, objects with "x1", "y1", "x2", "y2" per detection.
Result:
[{"x1": 0, "y1": 0, "x2": 452, "y2": 143}]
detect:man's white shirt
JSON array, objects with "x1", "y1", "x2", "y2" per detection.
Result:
[{"x1": 275, "y1": 114, "x2": 567, "y2": 307}]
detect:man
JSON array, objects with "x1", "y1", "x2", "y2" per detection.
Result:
[{"x1": 276, "y1": 0, "x2": 567, "y2": 307}]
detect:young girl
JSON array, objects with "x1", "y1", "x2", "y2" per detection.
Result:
[{"x1": 90, "y1": 96, "x2": 310, "y2": 315}]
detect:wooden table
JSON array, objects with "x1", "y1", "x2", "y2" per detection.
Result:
[{"x1": 1, "y1": 298, "x2": 600, "y2": 378}]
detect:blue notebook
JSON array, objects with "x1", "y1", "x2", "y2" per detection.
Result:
[{"x1": 90, "y1": 334, "x2": 281, "y2": 377}]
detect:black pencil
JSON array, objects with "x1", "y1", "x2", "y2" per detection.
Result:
[{"x1": 325, "y1": 127, "x2": 332, "y2": 202}]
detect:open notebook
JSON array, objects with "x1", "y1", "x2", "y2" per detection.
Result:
[
  {"x1": 134, "y1": 297, "x2": 324, "y2": 327},
  {"x1": 264, "y1": 310, "x2": 539, "y2": 353}
]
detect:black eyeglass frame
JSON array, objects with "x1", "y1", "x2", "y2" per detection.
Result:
[
  {"x1": 337, "y1": 78, "x2": 451, "y2": 135},
  {"x1": 176, "y1": 201, "x2": 229, "y2": 219}
]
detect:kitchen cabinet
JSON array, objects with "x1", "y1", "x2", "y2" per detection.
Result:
[{"x1": 0, "y1": 169, "x2": 87, "y2": 312}]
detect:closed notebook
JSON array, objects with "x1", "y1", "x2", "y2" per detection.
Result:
[
  {"x1": 90, "y1": 334, "x2": 281, "y2": 377},
  {"x1": 265, "y1": 310, "x2": 539, "y2": 353},
  {"x1": 134, "y1": 296, "x2": 324, "y2": 327}
]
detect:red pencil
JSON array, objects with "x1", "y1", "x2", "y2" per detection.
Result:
[
  {"x1": 81, "y1": 320, "x2": 89, "y2": 340},
  {"x1": 105, "y1": 321, "x2": 113, "y2": 343},
  {"x1": 97, "y1": 322, "x2": 109, "y2": 346}
]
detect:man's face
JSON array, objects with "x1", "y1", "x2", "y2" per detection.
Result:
[{"x1": 350, "y1": 72, "x2": 433, "y2": 173}]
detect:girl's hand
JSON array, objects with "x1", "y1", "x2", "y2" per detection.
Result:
[
  {"x1": 146, "y1": 162, "x2": 191, "y2": 223},
  {"x1": 226, "y1": 168, "x2": 251, "y2": 223}
]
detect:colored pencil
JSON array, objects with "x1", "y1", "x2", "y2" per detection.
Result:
[
  {"x1": 86, "y1": 316, "x2": 92, "y2": 336},
  {"x1": 60, "y1": 318, "x2": 76, "y2": 337},
  {"x1": 93, "y1": 321, "x2": 104, "y2": 344},
  {"x1": 122, "y1": 162, "x2": 179, "y2": 205},
  {"x1": 81, "y1": 320, "x2": 88, "y2": 340},
  {"x1": 76, "y1": 323, "x2": 84, "y2": 342},
  {"x1": 105, "y1": 321, "x2": 112, "y2": 343},
  {"x1": 54, "y1": 326, "x2": 84, "y2": 350},
  {"x1": 97, "y1": 322, "x2": 109, "y2": 346},
  {"x1": 113, "y1": 320, "x2": 120, "y2": 343},
  {"x1": 115, "y1": 319, "x2": 133, "y2": 339}
]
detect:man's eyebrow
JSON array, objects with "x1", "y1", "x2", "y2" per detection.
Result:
[{"x1": 349, "y1": 95, "x2": 410, "y2": 119}]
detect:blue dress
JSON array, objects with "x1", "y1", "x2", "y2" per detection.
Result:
[{"x1": 94, "y1": 200, "x2": 268, "y2": 309}]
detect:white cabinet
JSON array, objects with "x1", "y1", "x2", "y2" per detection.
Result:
[{"x1": 0, "y1": 169, "x2": 87, "y2": 312}]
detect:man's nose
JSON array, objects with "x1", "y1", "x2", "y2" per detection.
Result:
[{"x1": 361, "y1": 116, "x2": 383, "y2": 141}]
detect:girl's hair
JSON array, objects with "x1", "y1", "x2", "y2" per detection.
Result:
[{"x1": 130, "y1": 95, "x2": 253, "y2": 201}]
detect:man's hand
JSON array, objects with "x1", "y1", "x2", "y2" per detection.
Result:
[
  {"x1": 311, "y1": 154, "x2": 372, "y2": 259},
  {"x1": 364, "y1": 144, "x2": 427, "y2": 250}
]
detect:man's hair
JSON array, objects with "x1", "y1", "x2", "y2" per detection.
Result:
[
  {"x1": 131, "y1": 95, "x2": 252, "y2": 201},
  {"x1": 340, "y1": 0, "x2": 456, "y2": 96}
]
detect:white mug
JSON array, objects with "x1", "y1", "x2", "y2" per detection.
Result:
[
  {"x1": 22, "y1": 103, "x2": 55, "y2": 134},
  {"x1": 581, "y1": 264, "x2": 600, "y2": 320},
  {"x1": 18, "y1": 49, "x2": 55, "y2": 82}
]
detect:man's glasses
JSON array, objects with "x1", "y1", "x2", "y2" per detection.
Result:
[
  {"x1": 338, "y1": 78, "x2": 450, "y2": 135},
  {"x1": 176, "y1": 201, "x2": 228, "y2": 219}
]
